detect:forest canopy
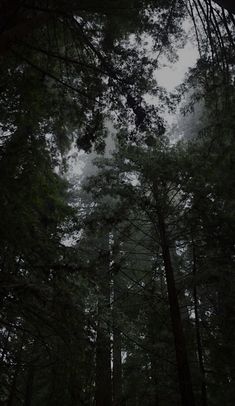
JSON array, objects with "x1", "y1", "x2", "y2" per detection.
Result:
[{"x1": 0, "y1": 1, "x2": 235, "y2": 406}]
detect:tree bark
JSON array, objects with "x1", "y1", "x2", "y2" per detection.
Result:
[
  {"x1": 95, "y1": 236, "x2": 112, "y2": 406},
  {"x1": 24, "y1": 364, "x2": 35, "y2": 406},
  {"x1": 113, "y1": 273, "x2": 123, "y2": 406},
  {"x1": 158, "y1": 214, "x2": 195, "y2": 406},
  {"x1": 149, "y1": 322, "x2": 160, "y2": 406},
  {"x1": 192, "y1": 244, "x2": 208, "y2": 406}
]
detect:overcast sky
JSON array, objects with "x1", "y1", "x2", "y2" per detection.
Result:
[
  {"x1": 156, "y1": 19, "x2": 198, "y2": 92},
  {"x1": 65, "y1": 22, "x2": 199, "y2": 179},
  {"x1": 156, "y1": 44, "x2": 198, "y2": 92}
]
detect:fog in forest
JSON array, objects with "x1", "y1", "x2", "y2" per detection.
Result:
[{"x1": 1, "y1": 2, "x2": 235, "y2": 406}]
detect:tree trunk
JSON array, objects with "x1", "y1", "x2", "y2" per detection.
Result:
[
  {"x1": 95, "y1": 236, "x2": 112, "y2": 406},
  {"x1": 192, "y1": 244, "x2": 208, "y2": 406},
  {"x1": 95, "y1": 303, "x2": 112, "y2": 406},
  {"x1": 158, "y1": 214, "x2": 195, "y2": 406},
  {"x1": 24, "y1": 364, "x2": 35, "y2": 406},
  {"x1": 113, "y1": 273, "x2": 123, "y2": 406},
  {"x1": 148, "y1": 272, "x2": 159, "y2": 406}
]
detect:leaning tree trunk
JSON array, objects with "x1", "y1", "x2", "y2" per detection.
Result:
[{"x1": 158, "y1": 214, "x2": 195, "y2": 406}]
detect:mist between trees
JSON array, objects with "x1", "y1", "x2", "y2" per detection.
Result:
[{"x1": 0, "y1": 1, "x2": 235, "y2": 406}]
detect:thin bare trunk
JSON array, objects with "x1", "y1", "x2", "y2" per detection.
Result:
[
  {"x1": 192, "y1": 244, "x2": 208, "y2": 406},
  {"x1": 113, "y1": 274, "x2": 122, "y2": 406},
  {"x1": 158, "y1": 214, "x2": 195, "y2": 406},
  {"x1": 95, "y1": 236, "x2": 112, "y2": 406}
]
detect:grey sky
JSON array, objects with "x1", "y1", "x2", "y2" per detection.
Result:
[
  {"x1": 65, "y1": 22, "x2": 199, "y2": 178},
  {"x1": 156, "y1": 43, "x2": 198, "y2": 92}
]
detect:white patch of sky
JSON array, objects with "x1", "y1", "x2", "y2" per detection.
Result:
[
  {"x1": 155, "y1": 20, "x2": 199, "y2": 129},
  {"x1": 152, "y1": 19, "x2": 200, "y2": 143},
  {"x1": 156, "y1": 24, "x2": 198, "y2": 93}
]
